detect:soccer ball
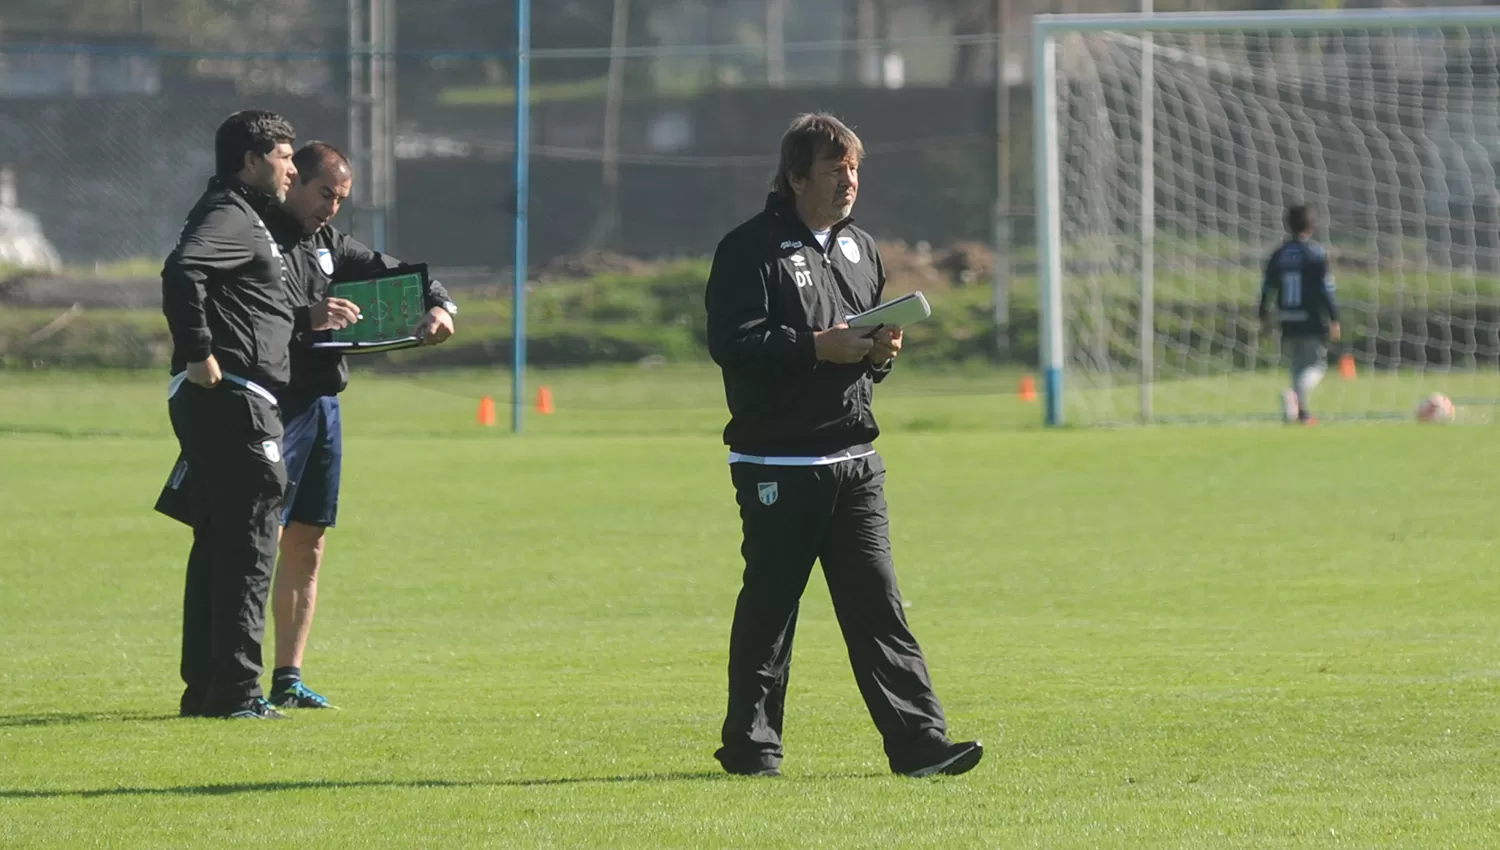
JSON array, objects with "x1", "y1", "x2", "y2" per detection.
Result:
[{"x1": 1416, "y1": 393, "x2": 1455, "y2": 423}]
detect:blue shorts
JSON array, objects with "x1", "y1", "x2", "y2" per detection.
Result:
[{"x1": 280, "y1": 394, "x2": 342, "y2": 528}]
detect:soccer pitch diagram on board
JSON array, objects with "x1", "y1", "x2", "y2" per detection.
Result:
[
  {"x1": 1034, "y1": 8, "x2": 1500, "y2": 426},
  {"x1": 330, "y1": 272, "x2": 425, "y2": 344}
]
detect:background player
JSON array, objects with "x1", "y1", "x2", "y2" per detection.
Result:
[{"x1": 1260, "y1": 204, "x2": 1341, "y2": 425}]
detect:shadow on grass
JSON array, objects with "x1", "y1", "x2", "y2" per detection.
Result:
[
  {"x1": 0, "y1": 771, "x2": 894, "y2": 799},
  {"x1": 0, "y1": 711, "x2": 178, "y2": 728},
  {"x1": 0, "y1": 424, "x2": 141, "y2": 439}
]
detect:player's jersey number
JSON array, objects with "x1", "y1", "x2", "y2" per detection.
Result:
[{"x1": 1281, "y1": 271, "x2": 1302, "y2": 308}]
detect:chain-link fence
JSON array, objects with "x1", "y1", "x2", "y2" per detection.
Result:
[
  {"x1": 0, "y1": 0, "x2": 1021, "y2": 374},
  {"x1": 0, "y1": 46, "x2": 1012, "y2": 262},
  {"x1": 3, "y1": 0, "x2": 1496, "y2": 373}
]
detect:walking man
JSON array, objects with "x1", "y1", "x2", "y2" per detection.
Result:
[{"x1": 703, "y1": 113, "x2": 982, "y2": 777}]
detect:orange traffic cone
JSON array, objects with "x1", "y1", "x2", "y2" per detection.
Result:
[
  {"x1": 477, "y1": 395, "x2": 497, "y2": 426},
  {"x1": 1339, "y1": 353, "x2": 1356, "y2": 380},
  {"x1": 536, "y1": 385, "x2": 554, "y2": 415},
  {"x1": 1019, "y1": 374, "x2": 1038, "y2": 402}
]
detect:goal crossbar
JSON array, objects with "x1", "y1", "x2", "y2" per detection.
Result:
[{"x1": 1036, "y1": 8, "x2": 1500, "y2": 37}]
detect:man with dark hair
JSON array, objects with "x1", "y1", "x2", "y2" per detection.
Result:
[
  {"x1": 703, "y1": 112, "x2": 982, "y2": 778},
  {"x1": 260, "y1": 140, "x2": 458, "y2": 709},
  {"x1": 162, "y1": 109, "x2": 338, "y2": 720},
  {"x1": 1260, "y1": 203, "x2": 1341, "y2": 425}
]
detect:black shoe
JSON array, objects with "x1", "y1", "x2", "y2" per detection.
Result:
[
  {"x1": 220, "y1": 697, "x2": 289, "y2": 720},
  {"x1": 714, "y1": 747, "x2": 781, "y2": 777},
  {"x1": 179, "y1": 686, "x2": 210, "y2": 717},
  {"x1": 727, "y1": 766, "x2": 781, "y2": 777},
  {"x1": 892, "y1": 738, "x2": 984, "y2": 778}
]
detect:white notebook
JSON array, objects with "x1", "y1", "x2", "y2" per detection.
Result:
[{"x1": 845, "y1": 291, "x2": 931, "y2": 330}]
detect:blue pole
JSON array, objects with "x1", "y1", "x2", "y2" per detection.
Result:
[{"x1": 512, "y1": 0, "x2": 530, "y2": 433}]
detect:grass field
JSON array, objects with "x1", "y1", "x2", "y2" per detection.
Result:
[{"x1": 2, "y1": 366, "x2": 1499, "y2": 848}]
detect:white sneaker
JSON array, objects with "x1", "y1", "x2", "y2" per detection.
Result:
[{"x1": 1280, "y1": 388, "x2": 1300, "y2": 423}]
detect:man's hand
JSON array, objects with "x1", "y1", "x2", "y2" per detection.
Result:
[
  {"x1": 416, "y1": 307, "x2": 455, "y2": 345},
  {"x1": 870, "y1": 325, "x2": 903, "y2": 364},
  {"x1": 813, "y1": 323, "x2": 875, "y2": 364},
  {"x1": 1328, "y1": 321, "x2": 1342, "y2": 343},
  {"x1": 309, "y1": 297, "x2": 362, "y2": 332},
  {"x1": 186, "y1": 355, "x2": 222, "y2": 388}
]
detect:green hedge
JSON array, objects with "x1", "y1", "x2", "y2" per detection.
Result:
[
  {"x1": 0, "y1": 265, "x2": 1034, "y2": 370},
  {"x1": 8, "y1": 266, "x2": 1498, "y2": 373}
]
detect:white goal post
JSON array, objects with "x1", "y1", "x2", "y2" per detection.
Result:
[{"x1": 1034, "y1": 7, "x2": 1500, "y2": 426}]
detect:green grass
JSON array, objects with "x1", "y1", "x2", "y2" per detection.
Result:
[
  {"x1": 0, "y1": 365, "x2": 1040, "y2": 438},
  {"x1": 2, "y1": 368, "x2": 1499, "y2": 848},
  {"x1": 437, "y1": 74, "x2": 710, "y2": 106},
  {"x1": 71, "y1": 257, "x2": 166, "y2": 279},
  {"x1": 0, "y1": 257, "x2": 165, "y2": 280},
  {"x1": 439, "y1": 75, "x2": 615, "y2": 106},
  {"x1": 1066, "y1": 368, "x2": 1500, "y2": 425},
  {"x1": 1067, "y1": 268, "x2": 1500, "y2": 304}
]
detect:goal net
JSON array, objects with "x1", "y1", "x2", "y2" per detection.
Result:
[{"x1": 1035, "y1": 9, "x2": 1500, "y2": 426}]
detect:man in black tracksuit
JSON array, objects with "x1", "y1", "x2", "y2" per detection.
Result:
[
  {"x1": 704, "y1": 113, "x2": 982, "y2": 778},
  {"x1": 258, "y1": 141, "x2": 458, "y2": 710},
  {"x1": 161, "y1": 110, "x2": 302, "y2": 720}
]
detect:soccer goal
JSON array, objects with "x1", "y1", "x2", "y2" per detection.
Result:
[{"x1": 1034, "y1": 7, "x2": 1500, "y2": 426}]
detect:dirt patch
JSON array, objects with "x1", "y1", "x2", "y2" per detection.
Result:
[
  {"x1": 537, "y1": 250, "x2": 664, "y2": 281},
  {"x1": 874, "y1": 240, "x2": 995, "y2": 294},
  {"x1": 0, "y1": 273, "x2": 158, "y2": 310}
]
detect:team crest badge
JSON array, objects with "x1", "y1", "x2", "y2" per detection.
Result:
[
  {"x1": 837, "y1": 236, "x2": 860, "y2": 264},
  {"x1": 262, "y1": 440, "x2": 281, "y2": 464},
  {"x1": 757, "y1": 482, "x2": 779, "y2": 506},
  {"x1": 316, "y1": 248, "x2": 335, "y2": 275},
  {"x1": 167, "y1": 458, "x2": 190, "y2": 489}
]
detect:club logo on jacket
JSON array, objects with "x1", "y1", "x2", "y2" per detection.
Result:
[
  {"x1": 317, "y1": 248, "x2": 335, "y2": 276},
  {"x1": 838, "y1": 236, "x2": 860, "y2": 264},
  {"x1": 757, "y1": 482, "x2": 779, "y2": 506},
  {"x1": 167, "y1": 458, "x2": 190, "y2": 490}
]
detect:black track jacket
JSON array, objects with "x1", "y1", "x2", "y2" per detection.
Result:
[
  {"x1": 162, "y1": 177, "x2": 295, "y2": 390},
  {"x1": 705, "y1": 193, "x2": 893, "y2": 458}
]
